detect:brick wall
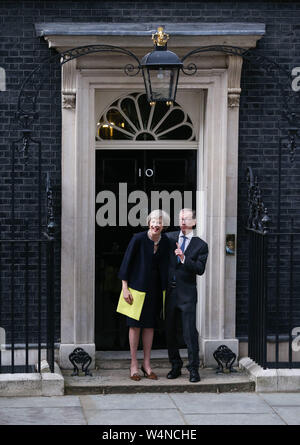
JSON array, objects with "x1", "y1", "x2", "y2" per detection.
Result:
[{"x1": 1, "y1": 0, "x2": 300, "y2": 342}]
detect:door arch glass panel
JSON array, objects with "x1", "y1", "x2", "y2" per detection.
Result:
[{"x1": 96, "y1": 92, "x2": 196, "y2": 141}]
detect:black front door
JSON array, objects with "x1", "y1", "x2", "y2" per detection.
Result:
[{"x1": 95, "y1": 149, "x2": 197, "y2": 350}]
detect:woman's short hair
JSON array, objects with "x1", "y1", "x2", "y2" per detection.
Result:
[{"x1": 146, "y1": 209, "x2": 170, "y2": 228}]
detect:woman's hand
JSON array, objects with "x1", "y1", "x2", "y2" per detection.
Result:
[{"x1": 123, "y1": 288, "x2": 133, "y2": 305}]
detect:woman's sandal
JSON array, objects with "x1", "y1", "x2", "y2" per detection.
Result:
[
  {"x1": 141, "y1": 365, "x2": 158, "y2": 380},
  {"x1": 130, "y1": 372, "x2": 141, "y2": 381}
]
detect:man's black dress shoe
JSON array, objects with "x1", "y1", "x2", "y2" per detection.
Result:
[
  {"x1": 167, "y1": 367, "x2": 182, "y2": 379},
  {"x1": 189, "y1": 369, "x2": 201, "y2": 383}
]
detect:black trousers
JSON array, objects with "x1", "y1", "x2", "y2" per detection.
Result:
[{"x1": 165, "y1": 287, "x2": 199, "y2": 370}]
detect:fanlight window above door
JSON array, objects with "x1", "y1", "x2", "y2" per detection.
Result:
[{"x1": 96, "y1": 93, "x2": 195, "y2": 141}]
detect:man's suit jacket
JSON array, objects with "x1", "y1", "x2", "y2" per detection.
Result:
[{"x1": 166, "y1": 231, "x2": 208, "y2": 305}]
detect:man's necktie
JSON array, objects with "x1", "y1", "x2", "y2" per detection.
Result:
[{"x1": 177, "y1": 235, "x2": 187, "y2": 263}]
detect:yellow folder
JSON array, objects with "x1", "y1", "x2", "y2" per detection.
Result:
[{"x1": 116, "y1": 288, "x2": 146, "y2": 321}]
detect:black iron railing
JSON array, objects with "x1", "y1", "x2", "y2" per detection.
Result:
[
  {"x1": 0, "y1": 236, "x2": 56, "y2": 373},
  {"x1": 247, "y1": 229, "x2": 300, "y2": 369},
  {"x1": 246, "y1": 167, "x2": 300, "y2": 369},
  {"x1": 0, "y1": 162, "x2": 57, "y2": 374},
  {"x1": 247, "y1": 228, "x2": 268, "y2": 369},
  {"x1": 266, "y1": 230, "x2": 300, "y2": 368}
]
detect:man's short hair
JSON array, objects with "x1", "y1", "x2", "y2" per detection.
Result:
[{"x1": 180, "y1": 208, "x2": 196, "y2": 219}]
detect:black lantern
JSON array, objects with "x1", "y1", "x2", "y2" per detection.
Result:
[{"x1": 141, "y1": 27, "x2": 183, "y2": 106}]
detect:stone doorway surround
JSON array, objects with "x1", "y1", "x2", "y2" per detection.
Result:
[{"x1": 35, "y1": 22, "x2": 265, "y2": 368}]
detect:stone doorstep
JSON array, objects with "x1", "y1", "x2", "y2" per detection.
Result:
[
  {"x1": 95, "y1": 349, "x2": 188, "y2": 370},
  {"x1": 239, "y1": 357, "x2": 300, "y2": 392},
  {"x1": 63, "y1": 366, "x2": 255, "y2": 395},
  {"x1": 0, "y1": 360, "x2": 255, "y2": 396},
  {"x1": 3, "y1": 356, "x2": 300, "y2": 396},
  {"x1": 0, "y1": 361, "x2": 64, "y2": 397}
]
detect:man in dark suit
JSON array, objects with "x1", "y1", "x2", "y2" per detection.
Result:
[{"x1": 166, "y1": 208, "x2": 208, "y2": 382}]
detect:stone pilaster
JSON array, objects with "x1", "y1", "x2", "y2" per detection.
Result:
[{"x1": 59, "y1": 58, "x2": 96, "y2": 369}]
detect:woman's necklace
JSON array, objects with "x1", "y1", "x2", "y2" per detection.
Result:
[{"x1": 147, "y1": 230, "x2": 161, "y2": 245}]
